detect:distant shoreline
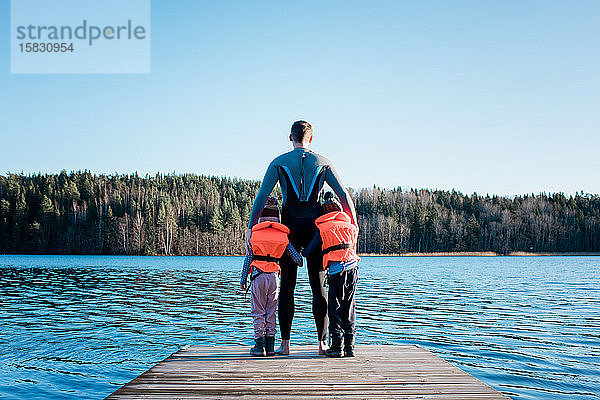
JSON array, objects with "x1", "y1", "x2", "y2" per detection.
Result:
[{"x1": 2, "y1": 252, "x2": 600, "y2": 257}]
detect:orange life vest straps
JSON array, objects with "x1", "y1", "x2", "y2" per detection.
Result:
[
  {"x1": 322, "y1": 242, "x2": 352, "y2": 255},
  {"x1": 253, "y1": 254, "x2": 282, "y2": 263}
]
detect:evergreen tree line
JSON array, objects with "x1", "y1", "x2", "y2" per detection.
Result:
[{"x1": 1, "y1": 171, "x2": 599, "y2": 255}]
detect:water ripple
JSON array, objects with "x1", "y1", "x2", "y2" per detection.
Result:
[{"x1": 1, "y1": 255, "x2": 599, "y2": 399}]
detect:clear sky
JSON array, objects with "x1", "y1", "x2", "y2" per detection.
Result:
[{"x1": 1, "y1": 0, "x2": 599, "y2": 195}]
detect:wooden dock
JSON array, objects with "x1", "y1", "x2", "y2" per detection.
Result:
[{"x1": 107, "y1": 345, "x2": 510, "y2": 399}]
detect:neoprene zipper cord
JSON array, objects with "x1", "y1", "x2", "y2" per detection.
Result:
[{"x1": 300, "y1": 152, "x2": 307, "y2": 202}]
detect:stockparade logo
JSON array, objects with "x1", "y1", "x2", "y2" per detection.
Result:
[{"x1": 11, "y1": 0, "x2": 151, "y2": 74}]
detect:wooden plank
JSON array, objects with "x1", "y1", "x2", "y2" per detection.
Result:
[
  {"x1": 106, "y1": 345, "x2": 510, "y2": 400},
  {"x1": 112, "y1": 396, "x2": 507, "y2": 400}
]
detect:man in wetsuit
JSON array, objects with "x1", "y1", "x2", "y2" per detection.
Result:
[{"x1": 246, "y1": 120, "x2": 358, "y2": 355}]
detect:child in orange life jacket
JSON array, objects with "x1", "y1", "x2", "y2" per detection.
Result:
[
  {"x1": 302, "y1": 192, "x2": 360, "y2": 357},
  {"x1": 240, "y1": 197, "x2": 303, "y2": 357}
]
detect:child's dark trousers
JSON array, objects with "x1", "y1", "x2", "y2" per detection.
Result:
[{"x1": 327, "y1": 267, "x2": 358, "y2": 337}]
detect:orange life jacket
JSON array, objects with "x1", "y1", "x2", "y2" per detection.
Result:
[
  {"x1": 249, "y1": 221, "x2": 290, "y2": 273},
  {"x1": 315, "y1": 211, "x2": 360, "y2": 270}
]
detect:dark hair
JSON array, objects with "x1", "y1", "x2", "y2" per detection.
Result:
[
  {"x1": 290, "y1": 120, "x2": 313, "y2": 143},
  {"x1": 260, "y1": 196, "x2": 280, "y2": 219},
  {"x1": 321, "y1": 191, "x2": 342, "y2": 214}
]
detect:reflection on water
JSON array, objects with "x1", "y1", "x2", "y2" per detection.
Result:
[{"x1": 1, "y1": 255, "x2": 599, "y2": 399}]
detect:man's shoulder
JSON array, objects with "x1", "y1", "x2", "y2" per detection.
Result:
[
  {"x1": 269, "y1": 149, "x2": 294, "y2": 166},
  {"x1": 307, "y1": 150, "x2": 333, "y2": 166}
]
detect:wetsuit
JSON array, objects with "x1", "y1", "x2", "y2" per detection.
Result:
[{"x1": 248, "y1": 147, "x2": 357, "y2": 342}]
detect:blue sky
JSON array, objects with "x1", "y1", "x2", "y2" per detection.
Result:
[{"x1": 1, "y1": 0, "x2": 599, "y2": 195}]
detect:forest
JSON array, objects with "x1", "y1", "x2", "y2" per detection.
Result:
[{"x1": 1, "y1": 171, "x2": 599, "y2": 255}]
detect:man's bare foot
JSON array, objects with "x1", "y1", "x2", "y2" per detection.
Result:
[
  {"x1": 318, "y1": 340, "x2": 329, "y2": 355},
  {"x1": 275, "y1": 339, "x2": 290, "y2": 355}
]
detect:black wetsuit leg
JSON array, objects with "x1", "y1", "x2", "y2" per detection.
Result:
[
  {"x1": 278, "y1": 251, "x2": 297, "y2": 341},
  {"x1": 307, "y1": 251, "x2": 328, "y2": 342},
  {"x1": 280, "y1": 211, "x2": 328, "y2": 342}
]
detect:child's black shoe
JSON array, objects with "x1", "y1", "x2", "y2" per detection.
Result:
[
  {"x1": 343, "y1": 333, "x2": 355, "y2": 357},
  {"x1": 325, "y1": 334, "x2": 343, "y2": 358},
  {"x1": 265, "y1": 336, "x2": 275, "y2": 356},
  {"x1": 250, "y1": 337, "x2": 265, "y2": 356}
]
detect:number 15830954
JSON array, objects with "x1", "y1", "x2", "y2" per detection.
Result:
[{"x1": 19, "y1": 43, "x2": 74, "y2": 53}]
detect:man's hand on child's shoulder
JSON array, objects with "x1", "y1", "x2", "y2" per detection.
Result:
[{"x1": 240, "y1": 282, "x2": 247, "y2": 292}]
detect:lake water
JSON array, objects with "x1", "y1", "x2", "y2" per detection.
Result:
[{"x1": 0, "y1": 255, "x2": 599, "y2": 399}]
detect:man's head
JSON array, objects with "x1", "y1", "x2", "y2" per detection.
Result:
[{"x1": 290, "y1": 120, "x2": 313, "y2": 146}]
